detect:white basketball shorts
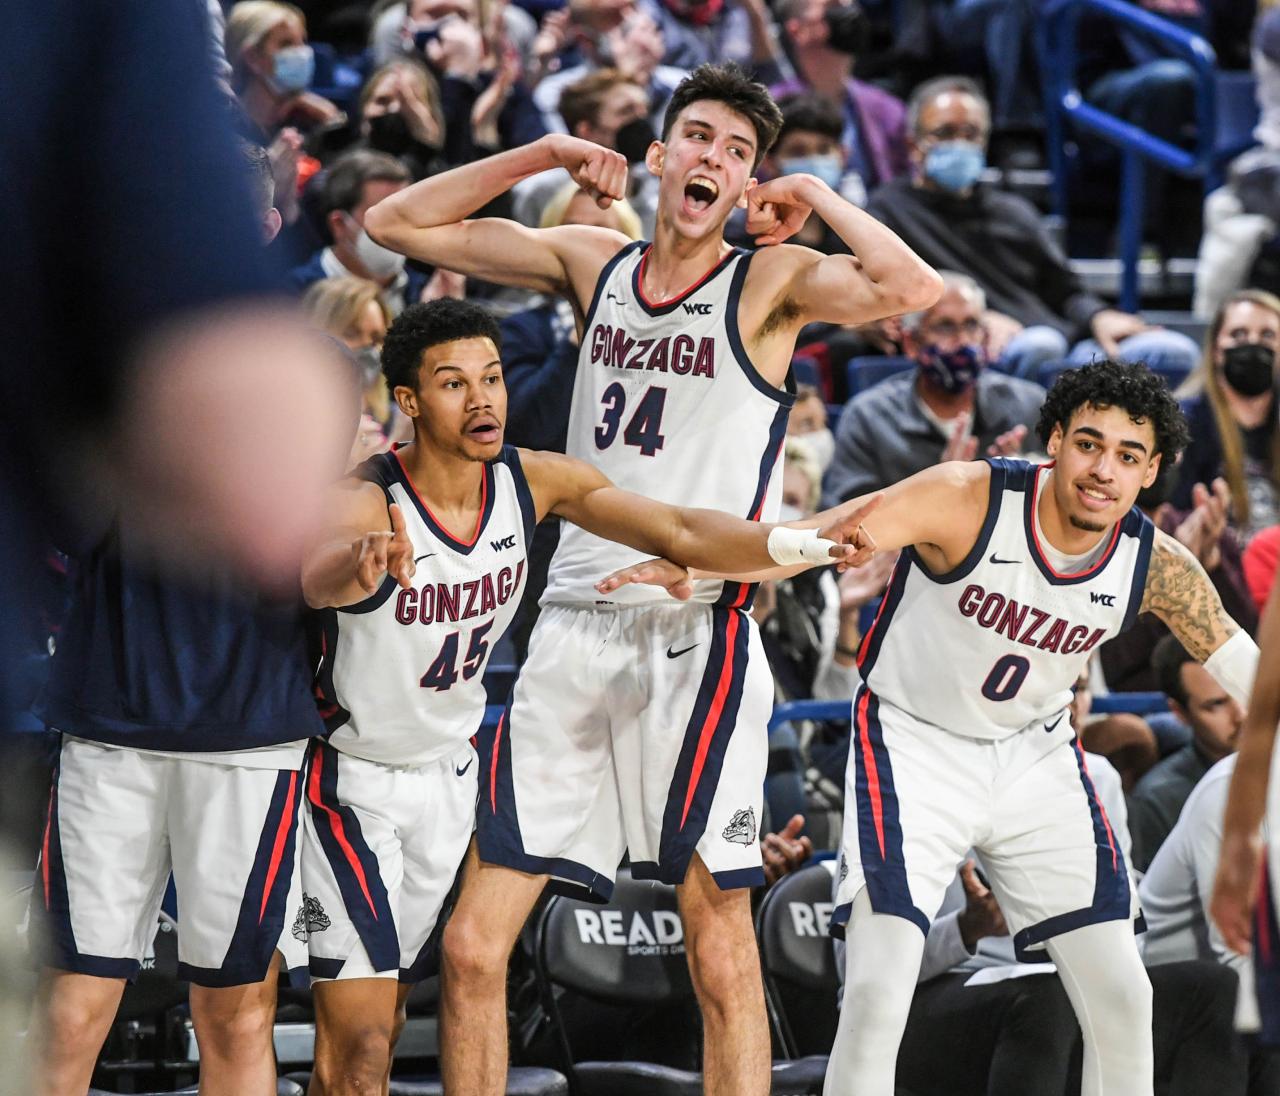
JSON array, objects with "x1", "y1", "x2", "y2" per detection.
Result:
[
  {"x1": 32, "y1": 735, "x2": 304, "y2": 986},
  {"x1": 833, "y1": 686, "x2": 1140, "y2": 959},
  {"x1": 476, "y1": 602, "x2": 772, "y2": 900},
  {"x1": 299, "y1": 738, "x2": 478, "y2": 982}
]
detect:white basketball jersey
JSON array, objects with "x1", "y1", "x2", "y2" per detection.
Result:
[
  {"x1": 314, "y1": 446, "x2": 533, "y2": 766},
  {"x1": 859, "y1": 459, "x2": 1155, "y2": 740},
  {"x1": 542, "y1": 240, "x2": 794, "y2": 608}
]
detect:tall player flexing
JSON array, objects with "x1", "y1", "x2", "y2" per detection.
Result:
[
  {"x1": 604, "y1": 361, "x2": 1261, "y2": 1096},
  {"x1": 298, "y1": 299, "x2": 876, "y2": 1095},
  {"x1": 364, "y1": 62, "x2": 940, "y2": 1095}
]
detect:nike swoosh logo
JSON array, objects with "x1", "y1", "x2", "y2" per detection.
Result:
[
  {"x1": 456, "y1": 757, "x2": 474, "y2": 777},
  {"x1": 414, "y1": 554, "x2": 436, "y2": 563},
  {"x1": 989, "y1": 553, "x2": 1020, "y2": 565},
  {"x1": 667, "y1": 644, "x2": 697, "y2": 659},
  {"x1": 1043, "y1": 715, "x2": 1064, "y2": 734}
]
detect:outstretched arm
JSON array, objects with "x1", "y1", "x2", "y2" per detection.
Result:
[
  {"x1": 745, "y1": 173, "x2": 943, "y2": 332},
  {"x1": 1211, "y1": 577, "x2": 1280, "y2": 954},
  {"x1": 301, "y1": 485, "x2": 416, "y2": 608},
  {"x1": 364, "y1": 134, "x2": 630, "y2": 298},
  {"x1": 521, "y1": 449, "x2": 878, "y2": 577}
]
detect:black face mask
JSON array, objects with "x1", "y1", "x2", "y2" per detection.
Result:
[
  {"x1": 367, "y1": 111, "x2": 414, "y2": 157},
  {"x1": 1222, "y1": 342, "x2": 1276, "y2": 398},
  {"x1": 824, "y1": 4, "x2": 868, "y2": 55},
  {"x1": 615, "y1": 117, "x2": 658, "y2": 164}
]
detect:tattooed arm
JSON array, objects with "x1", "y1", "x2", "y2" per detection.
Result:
[{"x1": 1140, "y1": 528, "x2": 1241, "y2": 661}]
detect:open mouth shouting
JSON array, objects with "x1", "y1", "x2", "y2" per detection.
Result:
[
  {"x1": 682, "y1": 175, "x2": 719, "y2": 218},
  {"x1": 466, "y1": 415, "x2": 501, "y2": 446}
]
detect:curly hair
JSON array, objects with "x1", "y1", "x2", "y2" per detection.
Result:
[
  {"x1": 382, "y1": 299, "x2": 502, "y2": 391},
  {"x1": 1036, "y1": 359, "x2": 1190, "y2": 459}
]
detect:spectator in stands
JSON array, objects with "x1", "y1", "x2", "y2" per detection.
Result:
[
  {"x1": 822, "y1": 271, "x2": 1043, "y2": 505},
  {"x1": 355, "y1": 58, "x2": 447, "y2": 180},
  {"x1": 866, "y1": 76, "x2": 1201, "y2": 382},
  {"x1": 767, "y1": 0, "x2": 909, "y2": 193},
  {"x1": 288, "y1": 150, "x2": 435, "y2": 314},
  {"x1": 1129, "y1": 636, "x2": 1243, "y2": 871},
  {"x1": 370, "y1": 0, "x2": 538, "y2": 74},
  {"x1": 226, "y1": 1, "x2": 342, "y2": 138},
  {"x1": 1174, "y1": 290, "x2": 1280, "y2": 539},
  {"x1": 301, "y1": 276, "x2": 404, "y2": 449},
  {"x1": 513, "y1": 69, "x2": 659, "y2": 234},
  {"x1": 531, "y1": 2, "x2": 689, "y2": 138},
  {"x1": 759, "y1": 97, "x2": 868, "y2": 254},
  {"x1": 1242, "y1": 523, "x2": 1280, "y2": 615},
  {"x1": 786, "y1": 384, "x2": 835, "y2": 471},
  {"x1": 637, "y1": 0, "x2": 780, "y2": 72}
]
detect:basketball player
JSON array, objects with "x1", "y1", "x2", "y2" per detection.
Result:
[
  {"x1": 24, "y1": 148, "x2": 348, "y2": 1096},
  {"x1": 297, "y1": 298, "x2": 877, "y2": 1095},
  {"x1": 363, "y1": 61, "x2": 940, "y2": 1095},
  {"x1": 604, "y1": 360, "x2": 1260, "y2": 1096}
]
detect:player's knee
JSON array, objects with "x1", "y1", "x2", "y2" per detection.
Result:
[
  {"x1": 683, "y1": 920, "x2": 759, "y2": 1008},
  {"x1": 443, "y1": 913, "x2": 511, "y2": 986},
  {"x1": 37, "y1": 990, "x2": 111, "y2": 1054},
  {"x1": 190, "y1": 991, "x2": 275, "y2": 1060},
  {"x1": 1090, "y1": 964, "x2": 1153, "y2": 1033},
  {"x1": 314, "y1": 1026, "x2": 393, "y2": 1092}
]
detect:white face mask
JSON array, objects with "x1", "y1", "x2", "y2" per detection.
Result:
[
  {"x1": 345, "y1": 214, "x2": 406, "y2": 281},
  {"x1": 797, "y1": 426, "x2": 835, "y2": 471}
]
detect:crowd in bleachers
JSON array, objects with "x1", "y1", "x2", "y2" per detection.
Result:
[{"x1": 13, "y1": 0, "x2": 1280, "y2": 1091}]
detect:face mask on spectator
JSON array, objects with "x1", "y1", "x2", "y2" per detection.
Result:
[
  {"x1": 794, "y1": 426, "x2": 835, "y2": 470},
  {"x1": 778, "y1": 154, "x2": 844, "y2": 191},
  {"x1": 345, "y1": 214, "x2": 407, "y2": 280},
  {"x1": 1222, "y1": 342, "x2": 1276, "y2": 397},
  {"x1": 778, "y1": 502, "x2": 805, "y2": 523},
  {"x1": 916, "y1": 342, "x2": 987, "y2": 394},
  {"x1": 270, "y1": 45, "x2": 315, "y2": 95},
  {"x1": 367, "y1": 111, "x2": 414, "y2": 156},
  {"x1": 823, "y1": 5, "x2": 869, "y2": 54},
  {"x1": 355, "y1": 345, "x2": 383, "y2": 387},
  {"x1": 923, "y1": 141, "x2": 985, "y2": 193},
  {"x1": 615, "y1": 118, "x2": 658, "y2": 164}
]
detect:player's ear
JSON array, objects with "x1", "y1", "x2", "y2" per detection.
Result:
[
  {"x1": 737, "y1": 177, "x2": 757, "y2": 210},
  {"x1": 645, "y1": 140, "x2": 665, "y2": 177},
  {"x1": 1045, "y1": 423, "x2": 1063, "y2": 459},
  {"x1": 393, "y1": 383, "x2": 418, "y2": 418},
  {"x1": 1142, "y1": 452, "x2": 1162, "y2": 489}
]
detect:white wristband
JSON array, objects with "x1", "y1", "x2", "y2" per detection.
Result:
[
  {"x1": 1202, "y1": 628, "x2": 1259, "y2": 710},
  {"x1": 767, "y1": 525, "x2": 838, "y2": 566}
]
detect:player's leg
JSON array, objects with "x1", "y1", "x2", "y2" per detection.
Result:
[
  {"x1": 28, "y1": 738, "x2": 172, "y2": 1094},
  {"x1": 27, "y1": 971, "x2": 125, "y2": 1096},
  {"x1": 982, "y1": 734, "x2": 1151, "y2": 1096},
  {"x1": 439, "y1": 844, "x2": 548, "y2": 1096},
  {"x1": 824, "y1": 888, "x2": 928, "y2": 1096},
  {"x1": 385, "y1": 983, "x2": 413, "y2": 1090},
  {"x1": 675, "y1": 855, "x2": 769, "y2": 1096},
  {"x1": 188, "y1": 951, "x2": 282, "y2": 1096},
  {"x1": 1045, "y1": 921, "x2": 1153, "y2": 1096},
  {"x1": 309, "y1": 977, "x2": 400, "y2": 1096},
  {"x1": 825, "y1": 692, "x2": 980, "y2": 1096}
]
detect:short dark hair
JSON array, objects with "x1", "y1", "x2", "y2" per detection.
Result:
[
  {"x1": 776, "y1": 94, "x2": 843, "y2": 147},
  {"x1": 661, "y1": 62, "x2": 783, "y2": 170},
  {"x1": 559, "y1": 67, "x2": 643, "y2": 135},
  {"x1": 1153, "y1": 634, "x2": 1195, "y2": 708},
  {"x1": 1035, "y1": 359, "x2": 1190, "y2": 459},
  {"x1": 322, "y1": 149, "x2": 410, "y2": 220},
  {"x1": 382, "y1": 298, "x2": 502, "y2": 391},
  {"x1": 239, "y1": 140, "x2": 276, "y2": 219}
]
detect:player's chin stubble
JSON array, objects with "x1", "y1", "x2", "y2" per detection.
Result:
[{"x1": 1069, "y1": 514, "x2": 1107, "y2": 533}]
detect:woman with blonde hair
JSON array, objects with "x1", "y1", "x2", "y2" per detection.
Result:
[
  {"x1": 302, "y1": 277, "x2": 407, "y2": 447},
  {"x1": 358, "y1": 58, "x2": 447, "y2": 180},
  {"x1": 1175, "y1": 289, "x2": 1280, "y2": 539},
  {"x1": 225, "y1": 0, "x2": 340, "y2": 136}
]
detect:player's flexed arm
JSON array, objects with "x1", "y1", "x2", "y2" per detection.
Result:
[
  {"x1": 363, "y1": 134, "x2": 630, "y2": 305},
  {"x1": 518, "y1": 448, "x2": 881, "y2": 578},
  {"x1": 301, "y1": 485, "x2": 417, "y2": 608}
]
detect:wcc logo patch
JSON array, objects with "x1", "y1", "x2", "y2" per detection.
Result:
[
  {"x1": 722, "y1": 807, "x2": 757, "y2": 845},
  {"x1": 292, "y1": 894, "x2": 331, "y2": 941}
]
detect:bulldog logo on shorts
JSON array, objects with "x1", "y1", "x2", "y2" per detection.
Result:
[
  {"x1": 722, "y1": 807, "x2": 757, "y2": 845},
  {"x1": 292, "y1": 894, "x2": 331, "y2": 941}
]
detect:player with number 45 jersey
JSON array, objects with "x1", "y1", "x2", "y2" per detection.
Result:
[{"x1": 295, "y1": 299, "x2": 877, "y2": 1092}]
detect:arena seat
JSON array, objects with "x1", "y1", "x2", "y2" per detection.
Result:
[
  {"x1": 756, "y1": 862, "x2": 840, "y2": 1064},
  {"x1": 1037, "y1": 357, "x2": 1192, "y2": 392},
  {"x1": 844, "y1": 355, "x2": 914, "y2": 397},
  {"x1": 89, "y1": 1083, "x2": 303, "y2": 1096}
]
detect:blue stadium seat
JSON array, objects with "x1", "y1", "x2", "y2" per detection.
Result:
[
  {"x1": 1036, "y1": 358, "x2": 1192, "y2": 392},
  {"x1": 845, "y1": 356, "x2": 913, "y2": 397},
  {"x1": 791, "y1": 355, "x2": 821, "y2": 390},
  {"x1": 1214, "y1": 71, "x2": 1260, "y2": 166}
]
